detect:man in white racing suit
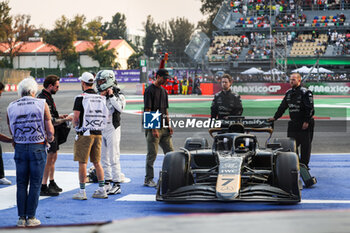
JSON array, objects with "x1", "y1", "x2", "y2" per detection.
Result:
[{"x1": 96, "y1": 70, "x2": 129, "y2": 195}]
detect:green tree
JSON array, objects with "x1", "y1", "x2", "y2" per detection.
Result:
[
  {"x1": 143, "y1": 15, "x2": 158, "y2": 57},
  {"x1": 197, "y1": 15, "x2": 216, "y2": 36},
  {"x1": 43, "y1": 15, "x2": 79, "y2": 70},
  {"x1": 0, "y1": 13, "x2": 34, "y2": 68},
  {"x1": 104, "y1": 13, "x2": 127, "y2": 40},
  {"x1": 0, "y1": 0, "x2": 11, "y2": 40},
  {"x1": 86, "y1": 17, "x2": 118, "y2": 68},
  {"x1": 127, "y1": 52, "x2": 143, "y2": 69},
  {"x1": 199, "y1": 0, "x2": 224, "y2": 36},
  {"x1": 70, "y1": 15, "x2": 89, "y2": 40},
  {"x1": 86, "y1": 17, "x2": 105, "y2": 39},
  {"x1": 157, "y1": 17, "x2": 195, "y2": 62},
  {"x1": 199, "y1": 0, "x2": 224, "y2": 16},
  {"x1": 86, "y1": 39, "x2": 117, "y2": 68}
]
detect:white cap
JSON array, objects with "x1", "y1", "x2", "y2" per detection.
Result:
[{"x1": 78, "y1": 72, "x2": 95, "y2": 84}]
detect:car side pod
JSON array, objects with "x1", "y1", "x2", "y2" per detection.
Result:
[{"x1": 300, "y1": 163, "x2": 317, "y2": 188}]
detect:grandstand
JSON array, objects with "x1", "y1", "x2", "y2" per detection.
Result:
[{"x1": 185, "y1": 0, "x2": 350, "y2": 81}]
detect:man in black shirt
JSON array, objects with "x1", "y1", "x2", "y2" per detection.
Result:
[
  {"x1": 37, "y1": 75, "x2": 71, "y2": 196},
  {"x1": 269, "y1": 73, "x2": 315, "y2": 167},
  {"x1": 143, "y1": 69, "x2": 174, "y2": 187},
  {"x1": 72, "y1": 72, "x2": 108, "y2": 200},
  {"x1": 211, "y1": 74, "x2": 243, "y2": 119}
]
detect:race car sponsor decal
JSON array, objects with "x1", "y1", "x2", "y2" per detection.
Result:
[
  {"x1": 216, "y1": 174, "x2": 241, "y2": 195},
  {"x1": 216, "y1": 157, "x2": 243, "y2": 199}
]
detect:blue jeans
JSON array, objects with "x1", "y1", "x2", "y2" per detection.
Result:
[{"x1": 14, "y1": 143, "x2": 47, "y2": 218}]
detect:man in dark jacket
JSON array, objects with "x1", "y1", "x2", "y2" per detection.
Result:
[
  {"x1": 269, "y1": 73, "x2": 315, "y2": 167},
  {"x1": 211, "y1": 74, "x2": 243, "y2": 119}
]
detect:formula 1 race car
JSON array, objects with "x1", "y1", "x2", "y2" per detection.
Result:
[{"x1": 156, "y1": 118, "x2": 302, "y2": 203}]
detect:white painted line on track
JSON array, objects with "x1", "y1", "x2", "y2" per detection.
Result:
[
  {"x1": 116, "y1": 194, "x2": 156, "y2": 202},
  {"x1": 254, "y1": 99, "x2": 279, "y2": 101},
  {"x1": 302, "y1": 200, "x2": 350, "y2": 204},
  {"x1": 311, "y1": 153, "x2": 350, "y2": 156},
  {"x1": 0, "y1": 170, "x2": 89, "y2": 211},
  {"x1": 116, "y1": 194, "x2": 350, "y2": 204},
  {"x1": 4, "y1": 152, "x2": 350, "y2": 157},
  {"x1": 315, "y1": 104, "x2": 350, "y2": 108}
]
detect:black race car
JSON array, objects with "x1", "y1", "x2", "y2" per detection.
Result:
[{"x1": 156, "y1": 119, "x2": 301, "y2": 203}]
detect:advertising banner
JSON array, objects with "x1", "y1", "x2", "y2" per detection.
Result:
[
  {"x1": 231, "y1": 83, "x2": 290, "y2": 95},
  {"x1": 230, "y1": 83, "x2": 350, "y2": 95},
  {"x1": 304, "y1": 82, "x2": 350, "y2": 95},
  {"x1": 36, "y1": 70, "x2": 141, "y2": 83},
  {"x1": 114, "y1": 70, "x2": 140, "y2": 83},
  {"x1": 36, "y1": 77, "x2": 80, "y2": 83}
]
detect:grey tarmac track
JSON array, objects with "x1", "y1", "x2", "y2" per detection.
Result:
[
  {"x1": 1, "y1": 210, "x2": 350, "y2": 233},
  {"x1": 1, "y1": 83, "x2": 349, "y2": 154},
  {"x1": 1, "y1": 83, "x2": 349, "y2": 232}
]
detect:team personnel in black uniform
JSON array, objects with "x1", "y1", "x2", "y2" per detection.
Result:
[
  {"x1": 211, "y1": 74, "x2": 243, "y2": 120},
  {"x1": 269, "y1": 73, "x2": 315, "y2": 167}
]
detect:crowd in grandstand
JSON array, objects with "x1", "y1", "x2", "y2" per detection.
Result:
[
  {"x1": 228, "y1": 73, "x2": 350, "y2": 82},
  {"x1": 205, "y1": 0, "x2": 350, "y2": 80},
  {"x1": 246, "y1": 44, "x2": 271, "y2": 60},
  {"x1": 304, "y1": 0, "x2": 350, "y2": 10},
  {"x1": 207, "y1": 35, "x2": 249, "y2": 61},
  {"x1": 236, "y1": 15, "x2": 271, "y2": 27},
  {"x1": 329, "y1": 31, "x2": 350, "y2": 55},
  {"x1": 207, "y1": 27, "x2": 350, "y2": 60},
  {"x1": 210, "y1": 37, "x2": 245, "y2": 56},
  {"x1": 275, "y1": 13, "x2": 307, "y2": 27},
  {"x1": 230, "y1": 0, "x2": 350, "y2": 15}
]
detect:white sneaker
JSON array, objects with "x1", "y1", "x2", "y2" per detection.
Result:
[
  {"x1": 17, "y1": 218, "x2": 26, "y2": 227},
  {"x1": 120, "y1": 173, "x2": 131, "y2": 183},
  {"x1": 92, "y1": 188, "x2": 108, "y2": 199},
  {"x1": 120, "y1": 177, "x2": 131, "y2": 183},
  {"x1": 72, "y1": 190, "x2": 87, "y2": 200},
  {"x1": 26, "y1": 217, "x2": 41, "y2": 227},
  {"x1": 0, "y1": 177, "x2": 11, "y2": 185},
  {"x1": 108, "y1": 183, "x2": 121, "y2": 195}
]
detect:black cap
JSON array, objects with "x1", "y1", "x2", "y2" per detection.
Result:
[{"x1": 156, "y1": 69, "x2": 170, "y2": 79}]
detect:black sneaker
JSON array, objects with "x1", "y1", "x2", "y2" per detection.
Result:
[
  {"x1": 108, "y1": 183, "x2": 121, "y2": 195},
  {"x1": 49, "y1": 181, "x2": 63, "y2": 192},
  {"x1": 40, "y1": 186, "x2": 59, "y2": 196}
]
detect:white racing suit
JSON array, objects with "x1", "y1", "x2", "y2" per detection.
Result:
[{"x1": 101, "y1": 89, "x2": 127, "y2": 183}]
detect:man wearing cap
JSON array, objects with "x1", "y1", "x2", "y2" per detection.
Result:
[
  {"x1": 143, "y1": 69, "x2": 174, "y2": 187},
  {"x1": 72, "y1": 72, "x2": 109, "y2": 200}
]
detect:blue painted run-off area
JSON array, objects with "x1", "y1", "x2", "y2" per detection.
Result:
[{"x1": 0, "y1": 153, "x2": 350, "y2": 228}]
